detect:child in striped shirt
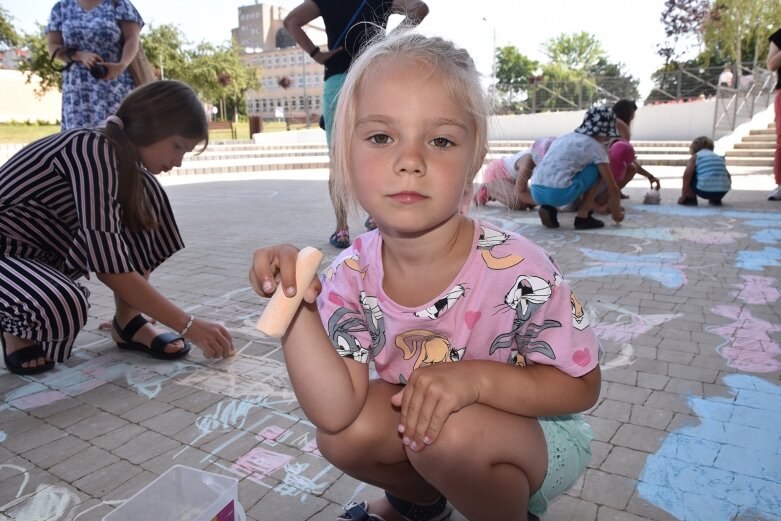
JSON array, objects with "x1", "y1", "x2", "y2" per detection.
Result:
[{"x1": 678, "y1": 136, "x2": 731, "y2": 206}]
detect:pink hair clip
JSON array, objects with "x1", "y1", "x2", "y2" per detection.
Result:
[{"x1": 105, "y1": 115, "x2": 124, "y2": 130}]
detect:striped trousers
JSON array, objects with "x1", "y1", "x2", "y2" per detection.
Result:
[{"x1": 0, "y1": 256, "x2": 89, "y2": 362}]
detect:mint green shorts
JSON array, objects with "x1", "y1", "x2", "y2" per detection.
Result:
[
  {"x1": 322, "y1": 73, "x2": 347, "y2": 147},
  {"x1": 528, "y1": 414, "x2": 594, "y2": 516}
]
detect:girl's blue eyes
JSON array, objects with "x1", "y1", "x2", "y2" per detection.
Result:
[
  {"x1": 431, "y1": 137, "x2": 452, "y2": 148},
  {"x1": 369, "y1": 134, "x2": 391, "y2": 145}
]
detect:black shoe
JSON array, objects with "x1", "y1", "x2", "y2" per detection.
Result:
[
  {"x1": 538, "y1": 205, "x2": 560, "y2": 228},
  {"x1": 574, "y1": 215, "x2": 605, "y2": 230},
  {"x1": 678, "y1": 197, "x2": 698, "y2": 206},
  {"x1": 708, "y1": 199, "x2": 722, "y2": 206}
]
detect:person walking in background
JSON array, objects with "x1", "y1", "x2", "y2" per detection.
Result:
[
  {"x1": 47, "y1": 0, "x2": 144, "y2": 131},
  {"x1": 767, "y1": 27, "x2": 781, "y2": 201},
  {"x1": 250, "y1": 32, "x2": 600, "y2": 521},
  {"x1": 0, "y1": 81, "x2": 234, "y2": 375},
  {"x1": 677, "y1": 136, "x2": 731, "y2": 207},
  {"x1": 283, "y1": 0, "x2": 429, "y2": 248}
]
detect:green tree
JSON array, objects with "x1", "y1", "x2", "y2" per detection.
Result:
[
  {"x1": 494, "y1": 45, "x2": 539, "y2": 113},
  {"x1": 541, "y1": 32, "x2": 606, "y2": 72},
  {"x1": 17, "y1": 25, "x2": 63, "y2": 96},
  {"x1": 703, "y1": 0, "x2": 781, "y2": 71},
  {"x1": 140, "y1": 24, "x2": 189, "y2": 81},
  {"x1": 0, "y1": 6, "x2": 20, "y2": 48},
  {"x1": 186, "y1": 42, "x2": 255, "y2": 120}
]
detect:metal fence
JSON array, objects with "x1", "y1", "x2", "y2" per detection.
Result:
[{"x1": 493, "y1": 76, "x2": 638, "y2": 114}]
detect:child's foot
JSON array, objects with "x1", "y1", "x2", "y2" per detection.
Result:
[
  {"x1": 708, "y1": 199, "x2": 722, "y2": 206},
  {"x1": 338, "y1": 493, "x2": 451, "y2": 521},
  {"x1": 330, "y1": 228, "x2": 350, "y2": 248},
  {"x1": 538, "y1": 205, "x2": 560, "y2": 228},
  {"x1": 768, "y1": 185, "x2": 781, "y2": 201},
  {"x1": 677, "y1": 196, "x2": 698, "y2": 206},
  {"x1": 574, "y1": 215, "x2": 605, "y2": 229}
]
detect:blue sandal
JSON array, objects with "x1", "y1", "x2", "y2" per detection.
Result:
[
  {"x1": 338, "y1": 492, "x2": 452, "y2": 521},
  {"x1": 330, "y1": 228, "x2": 350, "y2": 249}
]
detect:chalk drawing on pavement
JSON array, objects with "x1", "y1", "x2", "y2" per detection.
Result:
[
  {"x1": 731, "y1": 274, "x2": 780, "y2": 305},
  {"x1": 737, "y1": 247, "x2": 781, "y2": 271},
  {"x1": 638, "y1": 373, "x2": 781, "y2": 521},
  {"x1": 707, "y1": 305, "x2": 781, "y2": 373},
  {"x1": 570, "y1": 248, "x2": 687, "y2": 289}
]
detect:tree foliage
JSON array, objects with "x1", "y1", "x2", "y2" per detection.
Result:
[
  {"x1": 657, "y1": 0, "x2": 710, "y2": 65},
  {"x1": 9, "y1": 17, "x2": 257, "y2": 118},
  {"x1": 494, "y1": 32, "x2": 638, "y2": 114},
  {"x1": 702, "y1": 0, "x2": 781, "y2": 69},
  {"x1": 0, "y1": 6, "x2": 20, "y2": 48},
  {"x1": 541, "y1": 32, "x2": 606, "y2": 72}
]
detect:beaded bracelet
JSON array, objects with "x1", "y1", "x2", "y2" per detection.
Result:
[{"x1": 179, "y1": 315, "x2": 195, "y2": 337}]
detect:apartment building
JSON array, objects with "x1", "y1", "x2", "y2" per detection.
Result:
[{"x1": 234, "y1": 2, "x2": 327, "y2": 123}]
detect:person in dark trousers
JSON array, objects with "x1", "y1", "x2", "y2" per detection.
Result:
[{"x1": 283, "y1": 0, "x2": 429, "y2": 248}]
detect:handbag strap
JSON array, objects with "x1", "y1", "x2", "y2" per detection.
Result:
[{"x1": 332, "y1": 0, "x2": 369, "y2": 50}]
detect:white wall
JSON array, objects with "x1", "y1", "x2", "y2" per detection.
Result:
[
  {"x1": 488, "y1": 99, "x2": 717, "y2": 142},
  {"x1": 0, "y1": 70, "x2": 61, "y2": 124}
]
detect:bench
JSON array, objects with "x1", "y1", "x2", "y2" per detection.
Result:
[{"x1": 208, "y1": 120, "x2": 237, "y2": 139}]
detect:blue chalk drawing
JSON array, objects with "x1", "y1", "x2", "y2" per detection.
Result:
[
  {"x1": 753, "y1": 229, "x2": 781, "y2": 245},
  {"x1": 638, "y1": 374, "x2": 781, "y2": 521},
  {"x1": 744, "y1": 219, "x2": 781, "y2": 229},
  {"x1": 737, "y1": 247, "x2": 781, "y2": 271},
  {"x1": 635, "y1": 205, "x2": 781, "y2": 222},
  {"x1": 570, "y1": 249, "x2": 687, "y2": 289}
]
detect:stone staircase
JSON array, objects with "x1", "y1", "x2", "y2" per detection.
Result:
[
  {"x1": 170, "y1": 139, "x2": 694, "y2": 175},
  {"x1": 724, "y1": 123, "x2": 775, "y2": 167}
]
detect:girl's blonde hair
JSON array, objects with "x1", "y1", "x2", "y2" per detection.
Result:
[{"x1": 330, "y1": 32, "x2": 489, "y2": 215}]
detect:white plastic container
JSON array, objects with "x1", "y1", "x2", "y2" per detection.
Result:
[{"x1": 103, "y1": 464, "x2": 245, "y2": 521}]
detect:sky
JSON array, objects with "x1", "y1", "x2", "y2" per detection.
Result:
[{"x1": 4, "y1": 0, "x2": 671, "y2": 98}]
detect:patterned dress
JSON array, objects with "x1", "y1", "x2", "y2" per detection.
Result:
[{"x1": 47, "y1": 0, "x2": 143, "y2": 130}]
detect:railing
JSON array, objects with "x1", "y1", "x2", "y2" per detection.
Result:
[
  {"x1": 711, "y1": 65, "x2": 775, "y2": 138},
  {"x1": 493, "y1": 76, "x2": 638, "y2": 114}
]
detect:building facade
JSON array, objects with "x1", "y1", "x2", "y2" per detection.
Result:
[{"x1": 234, "y1": 3, "x2": 327, "y2": 124}]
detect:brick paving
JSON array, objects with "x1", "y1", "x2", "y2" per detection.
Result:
[{"x1": 1, "y1": 164, "x2": 780, "y2": 521}]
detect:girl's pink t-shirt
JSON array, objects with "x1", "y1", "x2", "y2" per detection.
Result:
[{"x1": 317, "y1": 220, "x2": 600, "y2": 384}]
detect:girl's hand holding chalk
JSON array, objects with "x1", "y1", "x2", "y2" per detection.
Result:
[{"x1": 252, "y1": 246, "x2": 324, "y2": 338}]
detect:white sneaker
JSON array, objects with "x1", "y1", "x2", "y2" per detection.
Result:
[{"x1": 769, "y1": 185, "x2": 781, "y2": 201}]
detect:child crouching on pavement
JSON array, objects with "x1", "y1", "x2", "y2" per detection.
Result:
[
  {"x1": 529, "y1": 106, "x2": 625, "y2": 229},
  {"x1": 678, "y1": 136, "x2": 731, "y2": 206}
]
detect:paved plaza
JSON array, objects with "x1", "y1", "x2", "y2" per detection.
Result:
[{"x1": 1, "y1": 165, "x2": 780, "y2": 521}]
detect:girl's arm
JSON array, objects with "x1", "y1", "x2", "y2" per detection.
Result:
[
  {"x1": 283, "y1": 1, "x2": 342, "y2": 64},
  {"x1": 282, "y1": 303, "x2": 370, "y2": 433},
  {"x1": 394, "y1": 359, "x2": 600, "y2": 450},
  {"x1": 634, "y1": 161, "x2": 660, "y2": 189},
  {"x1": 391, "y1": 0, "x2": 430, "y2": 25},
  {"x1": 513, "y1": 154, "x2": 534, "y2": 199},
  {"x1": 97, "y1": 271, "x2": 234, "y2": 358},
  {"x1": 251, "y1": 244, "x2": 370, "y2": 433},
  {"x1": 767, "y1": 41, "x2": 781, "y2": 71},
  {"x1": 680, "y1": 155, "x2": 696, "y2": 198}
]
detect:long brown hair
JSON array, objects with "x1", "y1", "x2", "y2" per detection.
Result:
[{"x1": 102, "y1": 80, "x2": 208, "y2": 231}]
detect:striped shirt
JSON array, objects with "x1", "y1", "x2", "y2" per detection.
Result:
[
  {"x1": 694, "y1": 149, "x2": 731, "y2": 193},
  {"x1": 0, "y1": 129, "x2": 183, "y2": 281}
]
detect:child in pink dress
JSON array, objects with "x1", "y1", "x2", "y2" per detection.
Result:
[{"x1": 250, "y1": 33, "x2": 601, "y2": 521}]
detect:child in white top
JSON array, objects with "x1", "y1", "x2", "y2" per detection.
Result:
[
  {"x1": 250, "y1": 33, "x2": 601, "y2": 521},
  {"x1": 530, "y1": 107, "x2": 625, "y2": 230}
]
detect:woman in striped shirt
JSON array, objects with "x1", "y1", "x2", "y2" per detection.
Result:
[{"x1": 1, "y1": 80, "x2": 234, "y2": 375}]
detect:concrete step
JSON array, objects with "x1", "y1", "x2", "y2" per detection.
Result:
[
  {"x1": 734, "y1": 142, "x2": 775, "y2": 149},
  {"x1": 725, "y1": 157, "x2": 773, "y2": 167},
  {"x1": 749, "y1": 128, "x2": 775, "y2": 136},
  {"x1": 726, "y1": 149, "x2": 775, "y2": 157}
]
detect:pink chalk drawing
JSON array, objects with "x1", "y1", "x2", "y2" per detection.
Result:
[
  {"x1": 708, "y1": 305, "x2": 781, "y2": 373},
  {"x1": 731, "y1": 275, "x2": 780, "y2": 305},
  {"x1": 257, "y1": 425, "x2": 285, "y2": 441},
  {"x1": 232, "y1": 447, "x2": 294, "y2": 482},
  {"x1": 591, "y1": 302, "x2": 682, "y2": 345}
]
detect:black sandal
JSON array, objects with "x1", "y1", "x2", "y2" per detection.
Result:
[
  {"x1": 1, "y1": 335, "x2": 55, "y2": 375},
  {"x1": 113, "y1": 315, "x2": 190, "y2": 360}
]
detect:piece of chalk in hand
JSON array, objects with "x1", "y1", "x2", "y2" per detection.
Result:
[{"x1": 256, "y1": 247, "x2": 324, "y2": 338}]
